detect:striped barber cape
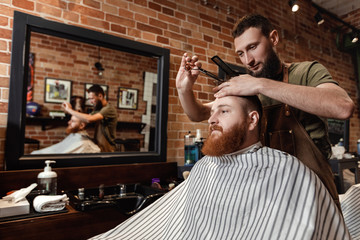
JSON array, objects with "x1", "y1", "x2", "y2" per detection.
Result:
[{"x1": 90, "y1": 146, "x2": 350, "y2": 240}]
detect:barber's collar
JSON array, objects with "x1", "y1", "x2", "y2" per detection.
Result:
[{"x1": 225, "y1": 141, "x2": 262, "y2": 156}]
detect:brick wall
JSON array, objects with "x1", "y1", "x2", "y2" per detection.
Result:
[{"x1": 0, "y1": 0, "x2": 359, "y2": 169}]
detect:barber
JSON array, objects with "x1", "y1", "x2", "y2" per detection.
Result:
[
  {"x1": 63, "y1": 84, "x2": 117, "y2": 152},
  {"x1": 176, "y1": 14, "x2": 354, "y2": 208}
]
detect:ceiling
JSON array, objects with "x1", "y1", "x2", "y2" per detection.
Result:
[{"x1": 312, "y1": 0, "x2": 360, "y2": 17}]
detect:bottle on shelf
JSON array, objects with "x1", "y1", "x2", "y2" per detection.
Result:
[
  {"x1": 184, "y1": 131, "x2": 196, "y2": 166},
  {"x1": 194, "y1": 129, "x2": 204, "y2": 162}
]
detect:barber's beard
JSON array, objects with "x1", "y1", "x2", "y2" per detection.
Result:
[
  {"x1": 202, "y1": 122, "x2": 247, "y2": 156},
  {"x1": 248, "y1": 48, "x2": 282, "y2": 79},
  {"x1": 94, "y1": 100, "x2": 103, "y2": 111},
  {"x1": 66, "y1": 125, "x2": 81, "y2": 135}
]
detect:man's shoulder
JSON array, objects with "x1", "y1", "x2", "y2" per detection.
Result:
[
  {"x1": 289, "y1": 61, "x2": 321, "y2": 72},
  {"x1": 255, "y1": 146, "x2": 296, "y2": 159}
]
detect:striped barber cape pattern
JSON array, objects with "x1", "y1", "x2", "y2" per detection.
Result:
[{"x1": 90, "y1": 146, "x2": 350, "y2": 240}]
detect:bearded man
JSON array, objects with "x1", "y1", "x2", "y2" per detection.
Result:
[
  {"x1": 63, "y1": 84, "x2": 117, "y2": 152},
  {"x1": 176, "y1": 13, "x2": 354, "y2": 210},
  {"x1": 31, "y1": 115, "x2": 100, "y2": 154},
  {"x1": 90, "y1": 95, "x2": 350, "y2": 240}
]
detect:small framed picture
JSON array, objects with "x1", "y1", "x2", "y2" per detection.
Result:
[
  {"x1": 84, "y1": 83, "x2": 109, "y2": 106},
  {"x1": 118, "y1": 87, "x2": 138, "y2": 110},
  {"x1": 44, "y1": 77, "x2": 72, "y2": 103}
]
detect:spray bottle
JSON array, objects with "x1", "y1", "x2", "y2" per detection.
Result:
[
  {"x1": 184, "y1": 131, "x2": 196, "y2": 166},
  {"x1": 37, "y1": 160, "x2": 57, "y2": 195},
  {"x1": 194, "y1": 129, "x2": 204, "y2": 162}
]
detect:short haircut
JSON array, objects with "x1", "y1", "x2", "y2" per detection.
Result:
[
  {"x1": 232, "y1": 13, "x2": 274, "y2": 39},
  {"x1": 242, "y1": 95, "x2": 263, "y2": 122},
  {"x1": 88, "y1": 84, "x2": 105, "y2": 96}
]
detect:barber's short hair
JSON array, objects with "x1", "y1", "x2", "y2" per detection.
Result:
[
  {"x1": 243, "y1": 95, "x2": 263, "y2": 122},
  {"x1": 232, "y1": 13, "x2": 274, "y2": 38},
  {"x1": 88, "y1": 84, "x2": 105, "y2": 96}
]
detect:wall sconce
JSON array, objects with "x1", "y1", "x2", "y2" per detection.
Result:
[
  {"x1": 314, "y1": 12, "x2": 324, "y2": 25},
  {"x1": 288, "y1": 0, "x2": 299, "y2": 12},
  {"x1": 95, "y1": 62, "x2": 104, "y2": 76},
  {"x1": 95, "y1": 46, "x2": 104, "y2": 76},
  {"x1": 351, "y1": 32, "x2": 359, "y2": 43}
]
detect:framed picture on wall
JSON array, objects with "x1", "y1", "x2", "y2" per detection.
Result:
[
  {"x1": 84, "y1": 83, "x2": 109, "y2": 106},
  {"x1": 44, "y1": 77, "x2": 72, "y2": 103},
  {"x1": 117, "y1": 87, "x2": 138, "y2": 110}
]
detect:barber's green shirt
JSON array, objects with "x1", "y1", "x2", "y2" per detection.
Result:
[
  {"x1": 259, "y1": 61, "x2": 337, "y2": 159},
  {"x1": 92, "y1": 103, "x2": 117, "y2": 144}
]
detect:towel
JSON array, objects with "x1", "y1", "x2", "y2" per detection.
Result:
[
  {"x1": 33, "y1": 194, "x2": 69, "y2": 212},
  {"x1": 2, "y1": 183, "x2": 37, "y2": 203}
]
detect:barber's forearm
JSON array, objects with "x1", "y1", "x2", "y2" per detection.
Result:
[
  {"x1": 66, "y1": 108, "x2": 93, "y2": 123},
  {"x1": 260, "y1": 80, "x2": 354, "y2": 119},
  {"x1": 177, "y1": 89, "x2": 210, "y2": 122}
]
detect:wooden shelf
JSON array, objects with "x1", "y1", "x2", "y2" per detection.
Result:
[{"x1": 26, "y1": 116, "x2": 146, "y2": 133}]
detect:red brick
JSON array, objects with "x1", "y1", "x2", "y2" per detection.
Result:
[
  {"x1": 36, "y1": 3, "x2": 62, "y2": 18},
  {"x1": 106, "y1": 14, "x2": 135, "y2": 28},
  {"x1": 83, "y1": 0, "x2": 101, "y2": 9},
  {"x1": 0, "y1": 16, "x2": 8, "y2": 27},
  {"x1": 175, "y1": 12, "x2": 186, "y2": 21},
  {"x1": 158, "y1": 13, "x2": 180, "y2": 25},
  {"x1": 137, "y1": 22, "x2": 162, "y2": 35},
  {"x1": 164, "y1": 30, "x2": 187, "y2": 42},
  {"x1": 149, "y1": 18, "x2": 167, "y2": 29},
  {"x1": 110, "y1": 24, "x2": 126, "y2": 34},
  {"x1": 153, "y1": 0, "x2": 176, "y2": 9},
  {"x1": 106, "y1": 0, "x2": 128, "y2": 8},
  {"x1": 157, "y1": 36, "x2": 169, "y2": 45},
  {"x1": 0, "y1": 52, "x2": 10, "y2": 64},
  {"x1": 13, "y1": 0, "x2": 34, "y2": 10},
  {"x1": 128, "y1": 28, "x2": 141, "y2": 38},
  {"x1": 129, "y1": 4, "x2": 157, "y2": 18},
  {"x1": 148, "y1": 2, "x2": 161, "y2": 12},
  {"x1": 162, "y1": 7, "x2": 174, "y2": 16},
  {"x1": 81, "y1": 16, "x2": 109, "y2": 30},
  {"x1": 0, "y1": 28, "x2": 11, "y2": 40},
  {"x1": 62, "y1": 11, "x2": 79, "y2": 23},
  {"x1": 102, "y1": 3, "x2": 118, "y2": 14},
  {"x1": 134, "y1": 0, "x2": 147, "y2": 7},
  {"x1": 68, "y1": 3, "x2": 104, "y2": 19},
  {"x1": 37, "y1": 0, "x2": 66, "y2": 8},
  {"x1": 0, "y1": 40, "x2": 6, "y2": 51}
]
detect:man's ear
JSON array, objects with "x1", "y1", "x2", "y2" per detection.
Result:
[
  {"x1": 248, "y1": 111, "x2": 260, "y2": 131},
  {"x1": 269, "y1": 30, "x2": 279, "y2": 47},
  {"x1": 79, "y1": 122, "x2": 86, "y2": 131}
]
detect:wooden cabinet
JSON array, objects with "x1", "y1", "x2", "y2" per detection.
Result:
[{"x1": 0, "y1": 162, "x2": 177, "y2": 240}]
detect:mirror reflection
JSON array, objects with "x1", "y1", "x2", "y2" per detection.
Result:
[{"x1": 24, "y1": 32, "x2": 158, "y2": 155}]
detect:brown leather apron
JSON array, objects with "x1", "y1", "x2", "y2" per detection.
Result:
[{"x1": 260, "y1": 64, "x2": 341, "y2": 210}]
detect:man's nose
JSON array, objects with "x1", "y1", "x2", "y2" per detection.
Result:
[
  {"x1": 244, "y1": 53, "x2": 255, "y2": 66},
  {"x1": 208, "y1": 113, "x2": 218, "y2": 125}
]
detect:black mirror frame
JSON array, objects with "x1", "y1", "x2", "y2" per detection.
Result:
[{"x1": 5, "y1": 11, "x2": 169, "y2": 170}]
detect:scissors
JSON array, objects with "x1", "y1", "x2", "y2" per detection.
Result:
[{"x1": 184, "y1": 62, "x2": 225, "y2": 85}]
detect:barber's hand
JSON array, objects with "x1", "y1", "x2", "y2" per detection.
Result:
[
  {"x1": 62, "y1": 102, "x2": 72, "y2": 113},
  {"x1": 176, "y1": 53, "x2": 202, "y2": 94},
  {"x1": 213, "y1": 74, "x2": 263, "y2": 98}
]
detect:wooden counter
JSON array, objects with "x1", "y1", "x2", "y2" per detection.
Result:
[{"x1": 0, "y1": 162, "x2": 177, "y2": 240}]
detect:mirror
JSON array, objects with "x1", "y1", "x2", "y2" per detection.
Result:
[{"x1": 5, "y1": 11, "x2": 169, "y2": 170}]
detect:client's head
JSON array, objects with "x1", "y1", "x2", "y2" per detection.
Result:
[
  {"x1": 202, "y1": 95, "x2": 262, "y2": 156},
  {"x1": 66, "y1": 115, "x2": 86, "y2": 134}
]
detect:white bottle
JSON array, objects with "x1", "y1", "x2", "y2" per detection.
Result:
[{"x1": 37, "y1": 160, "x2": 57, "y2": 195}]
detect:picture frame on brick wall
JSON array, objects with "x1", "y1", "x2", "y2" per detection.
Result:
[
  {"x1": 44, "y1": 77, "x2": 72, "y2": 104},
  {"x1": 117, "y1": 87, "x2": 138, "y2": 110},
  {"x1": 84, "y1": 83, "x2": 109, "y2": 106}
]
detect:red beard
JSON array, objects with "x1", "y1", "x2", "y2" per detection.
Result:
[
  {"x1": 202, "y1": 122, "x2": 247, "y2": 156},
  {"x1": 66, "y1": 125, "x2": 81, "y2": 135}
]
